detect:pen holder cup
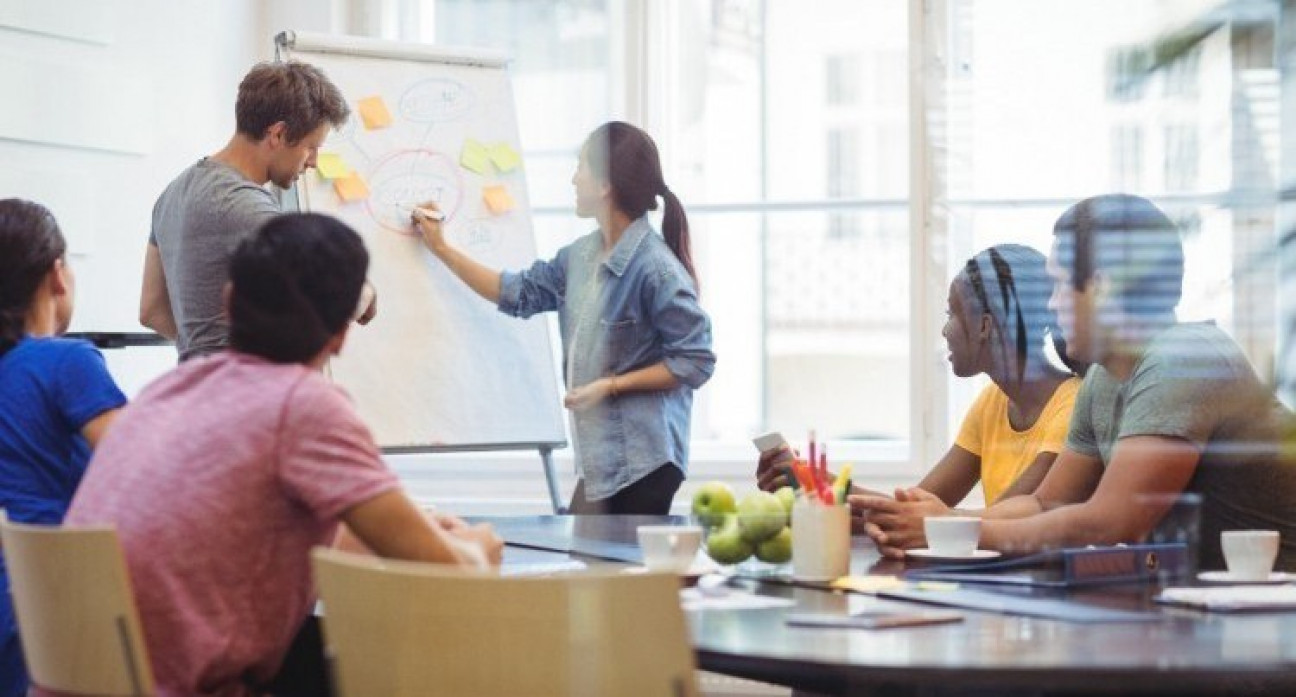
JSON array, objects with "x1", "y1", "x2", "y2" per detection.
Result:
[{"x1": 791, "y1": 500, "x2": 851, "y2": 581}]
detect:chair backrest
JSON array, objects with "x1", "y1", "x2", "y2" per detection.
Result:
[
  {"x1": 0, "y1": 517, "x2": 154, "y2": 696},
  {"x1": 312, "y1": 548, "x2": 698, "y2": 697}
]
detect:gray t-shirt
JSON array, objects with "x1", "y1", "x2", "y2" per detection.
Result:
[
  {"x1": 1066, "y1": 322, "x2": 1296, "y2": 571},
  {"x1": 149, "y1": 158, "x2": 280, "y2": 360}
]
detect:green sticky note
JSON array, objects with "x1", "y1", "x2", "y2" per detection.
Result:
[
  {"x1": 488, "y1": 142, "x2": 522, "y2": 173},
  {"x1": 460, "y1": 139, "x2": 491, "y2": 175},
  {"x1": 316, "y1": 153, "x2": 349, "y2": 180}
]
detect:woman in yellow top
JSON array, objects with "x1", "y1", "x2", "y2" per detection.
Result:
[{"x1": 758, "y1": 244, "x2": 1084, "y2": 507}]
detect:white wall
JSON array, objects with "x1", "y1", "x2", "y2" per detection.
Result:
[{"x1": 0, "y1": 0, "x2": 269, "y2": 332}]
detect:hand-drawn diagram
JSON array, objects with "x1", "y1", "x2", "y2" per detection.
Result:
[
  {"x1": 399, "y1": 78, "x2": 476, "y2": 122},
  {"x1": 287, "y1": 50, "x2": 561, "y2": 451},
  {"x1": 365, "y1": 148, "x2": 464, "y2": 235}
]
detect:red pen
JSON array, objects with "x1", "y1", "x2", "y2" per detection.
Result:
[{"x1": 819, "y1": 447, "x2": 833, "y2": 504}]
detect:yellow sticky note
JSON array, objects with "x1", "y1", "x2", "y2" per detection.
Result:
[
  {"x1": 334, "y1": 172, "x2": 370, "y2": 202},
  {"x1": 488, "y1": 142, "x2": 521, "y2": 173},
  {"x1": 316, "y1": 153, "x2": 349, "y2": 180},
  {"x1": 830, "y1": 575, "x2": 907, "y2": 594},
  {"x1": 460, "y1": 139, "x2": 491, "y2": 175},
  {"x1": 482, "y1": 184, "x2": 515, "y2": 215},
  {"x1": 357, "y1": 96, "x2": 393, "y2": 130}
]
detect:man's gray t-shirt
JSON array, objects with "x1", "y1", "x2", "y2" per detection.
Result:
[
  {"x1": 150, "y1": 158, "x2": 280, "y2": 361},
  {"x1": 1066, "y1": 322, "x2": 1296, "y2": 571}
]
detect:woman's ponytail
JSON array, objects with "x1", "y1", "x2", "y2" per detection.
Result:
[
  {"x1": 586, "y1": 122, "x2": 700, "y2": 291},
  {"x1": 660, "y1": 188, "x2": 698, "y2": 291}
]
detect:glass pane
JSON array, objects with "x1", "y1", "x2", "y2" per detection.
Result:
[
  {"x1": 665, "y1": 1, "x2": 911, "y2": 447},
  {"x1": 683, "y1": 208, "x2": 910, "y2": 444},
  {"x1": 943, "y1": 0, "x2": 1277, "y2": 398},
  {"x1": 766, "y1": 0, "x2": 909, "y2": 202},
  {"x1": 426, "y1": 0, "x2": 611, "y2": 207}
]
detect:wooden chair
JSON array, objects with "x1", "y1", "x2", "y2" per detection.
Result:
[
  {"x1": 0, "y1": 516, "x2": 154, "y2": 696},
  {"x1": 312, "y1": 548, "x2": 699, "y2": 697}
]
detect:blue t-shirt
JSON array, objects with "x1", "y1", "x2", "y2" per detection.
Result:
[{"x1": 0, "y1": 336, "x2": 126, "y2": 697}]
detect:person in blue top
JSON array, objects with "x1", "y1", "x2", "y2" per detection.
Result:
[
  {"x1": 416, "y1": 121, "x2": 716, "y2": 514},
  {"x1": 0, "y1": 198, "x2": 127, "y2": 696}
]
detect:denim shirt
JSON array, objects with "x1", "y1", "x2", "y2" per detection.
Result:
[{"x1": 498, "y1": 216, "x2": 716, "y2": 500}]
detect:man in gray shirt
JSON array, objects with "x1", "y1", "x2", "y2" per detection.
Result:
[
  {"x1": 141, "y1": 61, "x2": 375, "y2": 360},
  {"x1": 858, "y1": 194, "x2": 1296, "y2": 570}
]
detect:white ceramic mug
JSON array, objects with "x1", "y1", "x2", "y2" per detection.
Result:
[
  {"x1": 924, "y1": 516, "x2": 981, "y2": 557},
  {"x1": 791, "y1": 500, "x2": 851, "y2": 581},
  {"x1": 1221, "y1": 530, "x2": 1280, "y2": 581},
  {"x1": 637, "y1": 525, "x2": 703, "y2": 573}
]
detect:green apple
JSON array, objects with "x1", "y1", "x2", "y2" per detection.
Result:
[
  {"x1": 705, "y1": 514, "x2": 753, "y2": 565},
  {"x1": 692, "y1": 481, "x2": 737, "y2": 527},
  {"x1": 755, "y1": 526, "x2": 793, "y2": 564},
  {"x1": 737, "y1": 491, "x2": 789, "y2": 543},
  {"x1": 774, "y1": 486, "x2": 796, "y2": 515}
]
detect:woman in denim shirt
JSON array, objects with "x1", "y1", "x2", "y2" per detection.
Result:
[{"x1": 416, "y1": 122, "x2": 715, "y2": 514}]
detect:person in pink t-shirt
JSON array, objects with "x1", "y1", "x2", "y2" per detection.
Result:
[{"x1": 67, "y1": 213, "x2": 503, "y2": 697}]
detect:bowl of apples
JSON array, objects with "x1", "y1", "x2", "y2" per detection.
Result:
[{"x1": 691, "y1": 481, "x2": 795, "y2": 576}]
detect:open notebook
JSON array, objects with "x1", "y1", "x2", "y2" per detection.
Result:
[{"x1": 1156, "y1": 585, "x2": 1296, "y2": 612}]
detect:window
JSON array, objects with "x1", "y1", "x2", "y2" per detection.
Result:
[
  {"x1": 1164, "y1": 123, "x2": 1200, "y2": 192},
  {"x1": 825, "y1": 53, "x2": 861, "y2": 107},
  {"x1": 1111, "y1": 123, "x2": 1144, "y2": 191},
  {"x1": 941, "y1": 0, "x2": 1276, "y2": 425},
  {"x1": 826, "y1": 127, "x2": 861, "y2": 238},
  {"x1": 659, "y1": 0, "x2": 910, "y2": 449},
  {"x1": 386, "y1": 0, "x2": 1278, "y2": 492}
]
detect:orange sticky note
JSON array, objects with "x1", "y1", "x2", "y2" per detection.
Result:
[
  {"x1": 357, "y1": 96, "x2": 393, "y2": 130},
  {"x1": 334, "y1": 172, "x2": 370, "y2": 202},
  {"x1": 482, "y1": 184, "x2": 514, "y2": 214}
]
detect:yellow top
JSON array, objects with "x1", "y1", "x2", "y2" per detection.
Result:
[{"x1": 953, "y1": 377, "x2": 1081, "y2": 504}]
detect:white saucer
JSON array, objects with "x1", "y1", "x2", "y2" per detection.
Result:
[
  {"x1": 906, "y1": 548, "x2": 1002, "y2": 563},
  {"x1": 1197, "y1": 570, "x2": 1295, "y2": 585},
  {"x1": 624, "y1": 562, "x2": 717, "y2": 579}
]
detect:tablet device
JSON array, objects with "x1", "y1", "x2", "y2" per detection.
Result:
[{"x1": 785, "y1": 609, "x2": 963, "y2": 630}]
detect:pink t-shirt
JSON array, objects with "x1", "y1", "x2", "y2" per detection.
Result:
[{"x1": 66, "y1": 352, "x2": 399, "y2": 696}]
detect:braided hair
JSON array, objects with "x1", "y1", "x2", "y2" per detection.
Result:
[{"x1": 961, "y1": 244, "x2": 1087, "y2": 386}]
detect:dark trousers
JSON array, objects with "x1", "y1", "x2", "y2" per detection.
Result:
[
  {"x1": 568, "y1": 464, "x2": 684, "y2": 515},
  {"x1": 259, "y1": 616, "x2": 332, "y2": 697}
]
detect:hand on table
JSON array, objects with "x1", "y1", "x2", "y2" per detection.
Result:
[
  {"x1": 849, "y1": 487, "x2": 951, "y2": 560},
  {"x1": 452, "y1": 523, "x2": 504, "y2": 568}
]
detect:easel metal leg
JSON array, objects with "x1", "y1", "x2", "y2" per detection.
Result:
[{"x1": 540, "y1": 447, "x2": 566, "y2": 514}]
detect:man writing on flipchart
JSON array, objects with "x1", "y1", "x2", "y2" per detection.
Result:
[{"x1": 141, "y1": 61, "x2": 377, "y2": 360}]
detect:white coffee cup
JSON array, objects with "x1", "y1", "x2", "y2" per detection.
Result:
[
  {"x1": 637, "y1": 525, "x2": 703, "y2": 573},
  {"x1": 924, "y1": 516, "x2": 981, "y2": 557},
  {"x1": 791, "y1": 500, "x2": 851, "y2": 581},
  {"x1": 1221, "y1": 530, "x2": 1280, "y2": 581}
]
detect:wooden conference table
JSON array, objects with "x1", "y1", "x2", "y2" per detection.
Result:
[{"x1": 475, "y1": 515, "x2": 1296, "y2": 697}]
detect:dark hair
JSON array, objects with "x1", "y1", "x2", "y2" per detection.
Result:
[
  {"x1": 0, "y1": 199, "x2": 66, "y2": 356},
  {"x1": 228, "y1": 213, "x2": 368, "y2": 363},
  {"x1": 961, "y1": 244, "x2": 1087, "y2": 382},
  {"x1": 583, "y1": 121, "x2": 697, "y2": 288},
  {"x1": 1052, "y1": 193, "x2": 1183, "y2": 319},
  {"x1": 235, "y1": 61, "x2": 350, "y2": 143}
]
